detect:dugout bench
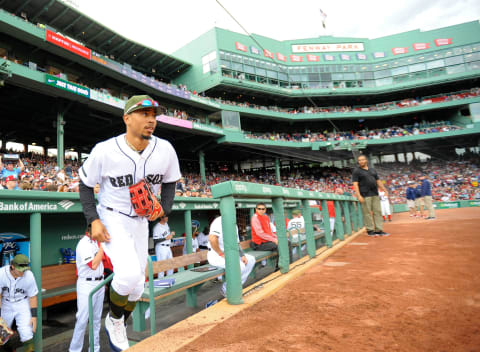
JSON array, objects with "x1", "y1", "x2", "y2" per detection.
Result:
[
  {"x1": 131, "y1": 230, "x2": 328, "y2": 333},
  {"x1": 41, "y1": 263, "x2": 77, "y2": 308}
]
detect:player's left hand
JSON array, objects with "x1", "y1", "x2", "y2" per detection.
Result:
[
  {"x1": 30, "y1": 317, "x2": 37, "y2": 333},
  {"x1": 241, "y1": 256, "x2": 248, "y2": 265}
]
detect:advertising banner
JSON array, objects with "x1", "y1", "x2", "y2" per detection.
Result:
[
  {"x1": 290, "y1": 55, "x2": 303, "y2": 62},
  {"x1": 156, "y1": 115, "x2": 193, "y2": 129},
  {"x1": 276, "y1": 53, "x2": 287, "y2": 62},
  {"x1": 324, "y1": 54, "x2": 335, "y2": 61},
  {"x1": 340, "y1": 54, "x2": 351, "y2": 61},
  {"x1": 357, "y1": 53, "x2": 367, "y2": 60},
  {"x1": 306, "y1": 54, "x2": 320, "y2": 62},
  {"x1": 392, "y1": 47, "x2": 409, "y2": 55},
  {"x1": 434, "y1": 38, "x2": 452, "y2": 46},
  {"x1": 373, "y1": 52, "x2": 386, "y2": 58},
  {"x1": 0, "y1": 199, "x2": 82, "y2": 213},
  {"x1": 250, "y1": 46, "x2": 260, "y2": 55},
  {"x1": 292, "y1": 43, "x2": 364, "y2": 53},
  {"x1": 433, "y1": 201, "x2": 460, "y2": 209},
  {"x1": 235, "y1": 41, "x2": 247, "y2": 52},
  {"x1": 45, "y1": 74, "x2": 90, "y2": 98},
  {"x1": 264, "y1": 49, "x2": 274, "y2": 59},
  {"x1": 413, "y1": 43, "x2": 430, "y2": 51},
  {"x1": 46, "y1": 30, "x2": 91, "y2": 60}
]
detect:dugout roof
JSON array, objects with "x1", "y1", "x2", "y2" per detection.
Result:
[{"x1": 1, "y1": 0, "x2": 191, "y2": 81}]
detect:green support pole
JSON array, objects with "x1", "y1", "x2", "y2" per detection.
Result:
[
  {"x1": 30, "y1": 213, "x2": 42, "y2": 352},
  {"x1": 219, "y1": 196, "x2": 243, "y2": 304},
  {"x1": 199, "y1": 151, "x2": 206, "y2": 185},
  {"x1": 333, "y1": 201, "x2": 345, "y2": 241},
  {"x1": 320, "y1": 200, "x2": 333, "y2": 248},
  {"x1": 272, "y1": 197, "x2": 289, "y2": 273},
  {"x1": 184, "y1": 210, "x2": 193, "y2": 269},
  {"x1": 342, "y1": 201, "x2": 352, "y2": 236},
  {"x1": 301, "y1": 199, "x2": 315, "y2": 258},
  {"x1": 57, "y1": 106, "x2": 64, "y2": 170},
  {"x1": 356, "y1": 202, "x2": 364, "y2": 228},
  {"x1": 275, "y1": 158, "x2": 281, "y2": 185},
  {"x1": 350, "y1": 202, "x2": 358, "y2": 231}
]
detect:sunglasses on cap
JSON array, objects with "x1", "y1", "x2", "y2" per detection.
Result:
[
  {"x1": 125, "y1": 99, "x2": 159, "y2": 114},
  {"x1": 16, "y1": 263, "x2": 29, "y2": 268}
]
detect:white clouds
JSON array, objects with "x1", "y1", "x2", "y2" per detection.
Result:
[{"x1": 73, "y1": 0, "x2": 480, "y2": 54}]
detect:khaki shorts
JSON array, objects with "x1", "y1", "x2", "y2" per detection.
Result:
[
  {"x1": 407, "y1": 200, "x2": 415, "y2": 208},
  {"x1": 415, "y1": 197, "x2": 425, "y2": 207}
]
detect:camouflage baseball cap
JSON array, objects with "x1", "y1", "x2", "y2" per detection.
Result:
[
  {"x1": 12, "y1": 254, "x2": 30, "y2": 272},
  {"x1": 124, "y1": 95, "x2": 162, "y2": 115},
  {"x1": 291, "y1": 209, "x2": 302, "y2": 216}
]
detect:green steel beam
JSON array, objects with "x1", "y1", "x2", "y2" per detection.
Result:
[
  {"x1": 272, "y1": 197, "x2": 289, "y2": 273},
  {"x1": 342, "y1": 202, "x2": 353, "y2": 236},
  {"x1": 320, "y1": 200, "x2": 333, "y2": 248},
  {"x1": 31, "y1": 0, "x2": 55, "y2": 21},
  {"x1": 61, "y1": 14, "x2": 82, "y2": 32},
  {"x1": 333, "y1": 201, "x2": 345, "y2": 240},
  {"x1": 275, "y1": 158, "x2": 281, "y2": 185},
  {"x1": 184, "y1": 210, "x2": 193, "y2": 268},
  {"x1": 301, "y1": 199, "x2": 316, "y2": 258},
  {"x1": 219, "y1": 196, "x2": 243, "y2": 304},
  {"x1": 56, "y1": 104, "x2": 64, "y2": 169},
  {"x1": 30, "y1": 213, "x2": 42, "y2": 352},
  {"x1": 48, "y1": 6, "x2": 70, "y2": 25},
  {"x1": 199, "y1": 151, "x2": 206, "y2": 185}
]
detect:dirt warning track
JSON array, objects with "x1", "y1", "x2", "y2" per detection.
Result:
[{"x1": 135, "y1": 208, "x2": 480, "y2": 352}]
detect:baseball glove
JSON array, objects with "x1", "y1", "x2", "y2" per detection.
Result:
[
  {"x1": 0, "y1": 317, "x2": 14, "y2": 345},
  {"x1": 129, "y1": 180, "x2": 163, "y2": 221}
]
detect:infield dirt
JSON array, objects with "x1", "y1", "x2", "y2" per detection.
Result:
[{"x1": 179, "y1": 208, "x2": 480, "y2": 352}]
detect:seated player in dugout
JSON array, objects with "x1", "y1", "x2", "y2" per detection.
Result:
[
  {"x1": 0, "y1": 254, "x2": 38, "y2": 352},
  {"x1": 78, "y1": 95, "x2": 181, "y2": 351}
]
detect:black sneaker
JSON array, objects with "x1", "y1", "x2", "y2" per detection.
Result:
[
  {"x1": 427, "y1": 217, "x2": 436, "y2": 220},
  {"x1": 367, "y1": 231, "x2": 378, "y2": 237},
  {"x1": 375, "y1": 231, "x2": 390, "y2": 237}
]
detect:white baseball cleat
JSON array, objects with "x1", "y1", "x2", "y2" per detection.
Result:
[{"x1": 105, "y1": 313, "x2": 130, "y2": 351}]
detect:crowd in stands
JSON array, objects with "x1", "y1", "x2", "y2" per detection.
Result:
[
  {"x1": 244, "y1": 120, "x2": 462, "y2": 143},
  {"x1": 1, "y1": 149, "x2": 479, "y2": 205},
  {"x1": 202, "y1": 87, "x2": 480, "y2": 115}
]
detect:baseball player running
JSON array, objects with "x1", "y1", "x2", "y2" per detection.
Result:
[
  {"x1": 0, "y1": 254, "x2": 38, "y2": 352},
  {"x1": 152, "y1": 216, "x2": 174, "y2": 277},
  {"x1": 69, "y1": 227, "x2": 105, "y2": 352},
  {"x1": 208, "y1": 216, "x2": 255, "y2": 297},
  {"x1": 79, "y1": 95, "x2": 181, "y2": 351},
  {"x1": 378, "y1": 188, "x2": 392, "y2": 222}
]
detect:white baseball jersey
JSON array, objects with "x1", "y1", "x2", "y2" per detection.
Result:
[
  {"x1": 0, "y1": 265, "x2": 38, "y2": 342},
  {"x1": 379, "y1": 191, "x2": 388, "y2": 202},
  {"x1": 287, "y1": 216, "x2": 305, "y2": 231},
  {"x1": 208, "y1": 216, "x2": 239, "y2": 251},
  {"x1": 76, "y1": 236, "x2": 104, "y2": 278},
  {"x1": 0, "y1": 265, "x2": 38, "y2": 303},
  {"x1": 152, "y1": 222, "x2": 171, "y2": 246},
  {"x1": 197, "y1": 231, "x2": 209, "y2": 247},
  {"x1": 79, "y1": 133, "x2": 181, "y2": 216},
  {"x1": 183, "y1": 237, "x2": 199, "y2": 255}
]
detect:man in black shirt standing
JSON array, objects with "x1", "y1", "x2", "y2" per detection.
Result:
[{"x1": 352, "y1": 155, "x2": 390, "y2": 237}]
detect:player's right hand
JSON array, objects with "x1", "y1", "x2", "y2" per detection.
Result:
[{"x1": 91, "y1": 219, "x2": 110, "y2": 243}]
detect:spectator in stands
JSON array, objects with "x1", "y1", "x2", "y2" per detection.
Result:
[
  {"x1": 250, "y1": 203, "x2": 278, "y2": 251},
  {"x1": 0, "y1": 155, "x2": 24, "y2": 179},
  {"x1": 207, "y1": 216, "x2": 255, "y2": 297},
  {"x1": 4, "y1": 175, "x2": 20, "y2": 190},
  {"x1": 352, "y1": 155, "x2": 389, "y2": 237},
  {"x1": 420, "y1": 175, "x2": 435, "y2": 220},
  {"x1": 406, "y1": 181, "x2": 417, "y2": 217}
]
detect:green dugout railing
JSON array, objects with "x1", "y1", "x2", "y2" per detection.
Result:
[
  {"x1": 210, "y1": 181, "x2": 363, "y2": 305},
  {"x1": 0, "y1": 190, "x2": 299, "y2": 351}
]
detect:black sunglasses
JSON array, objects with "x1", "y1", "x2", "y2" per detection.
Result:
[{"x1": 256, "y1": 207, "x2": 266, "y2": 210}]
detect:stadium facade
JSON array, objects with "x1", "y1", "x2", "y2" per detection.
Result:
[{"x1": 0, "y1": 0, "x2": 479, "y2": 170}]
